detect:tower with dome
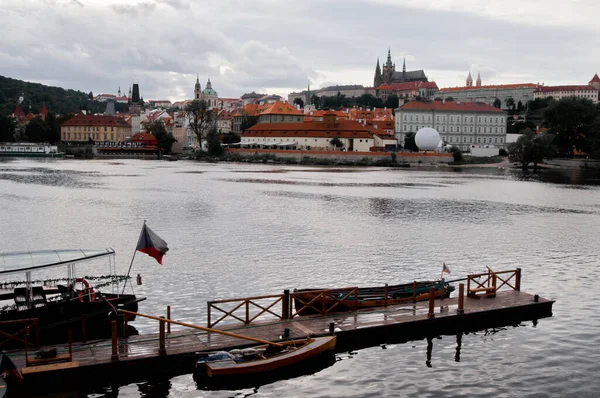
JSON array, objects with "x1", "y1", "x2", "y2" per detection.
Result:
[{"x1": 192, "y1": 76, "x2": 219, "y2": 109}]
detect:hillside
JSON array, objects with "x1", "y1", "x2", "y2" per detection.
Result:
[{"x1": 0, "y1": 75, "x2": 106, "y2": 116}]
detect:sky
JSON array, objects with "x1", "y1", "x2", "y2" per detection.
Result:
[{"x1": 1, "y1": 0, "x2": 599, "y2": 102}]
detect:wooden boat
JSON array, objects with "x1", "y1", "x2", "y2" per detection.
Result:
[
  {"x1": 0, "y1": 248, "x2": 143, "y2": 348},
  {"x1": 293, "y1": 280, "x2": 454, "y2": 315},
  {"x1": 195, "y1": 336, "x2": 336, "y2": 379}
]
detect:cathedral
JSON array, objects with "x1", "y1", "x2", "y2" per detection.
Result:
[
  {"x1": 373, "y1": 49, "x2": 428, "y2": 87},
  {"x1": 194, "y1": 75, "x2": 219, "y2": 109}
]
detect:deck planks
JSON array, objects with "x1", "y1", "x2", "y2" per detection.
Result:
[{"x1": 7, "y1": 290, "x2": 553, "y2": 381}]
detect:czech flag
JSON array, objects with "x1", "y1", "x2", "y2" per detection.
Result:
[
  {"x1": 1, "y1": 354, "x2": 23, "y2": 384},
  {"x1": 136, "y1": 223, "x2": 169, "y2": 265},
  {"x1": 442, "y1": 262, "x2": 451, "y2": 274}
]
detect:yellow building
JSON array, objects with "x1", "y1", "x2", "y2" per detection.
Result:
[{"x1": 61, "y1": 114, "x2": 131, "y2": 143}]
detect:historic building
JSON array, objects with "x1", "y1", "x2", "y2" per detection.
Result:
[
  {"x1": 395, "y1": 100, "x2": 507, "y2": 152},
  {"x1": 533, "y1": 74, "x2": 600, "y2": 104},
  {"x1": 60, "y1": 114, "x2": 131, "y2": 143},
  {"x1": 239, "y1": 113, "x2": 396, "y2": 151},
  {"x1": 374, "y1": 49, "x2": 428, "y2": 87},
  {"x1": 438, "y1": 71, "x2": 537, "y2": 110},
  {"x1": 192, "y1": 76, "x2": 219, "y2": 109}
]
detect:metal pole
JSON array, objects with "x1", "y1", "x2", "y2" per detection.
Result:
[{"x1": 122, "y1": 220, "x2": 145, "y2": 294}]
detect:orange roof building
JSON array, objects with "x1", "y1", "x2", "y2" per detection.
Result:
[
  {"x1": 533, "y1": 82, "x2": 599, "y2": 104},
  {"x1": 240, "y1": 114, "x2": 397, "y2": 152},
  {"x1": 396, "y1": 100, "x2": 508, "y2": 152},
  {"x1": 437, "y1": 78, "x2": 538, "y2": 110},
  {"x1": 60, "y1": 114, "x2": 131, "y2": 143}
]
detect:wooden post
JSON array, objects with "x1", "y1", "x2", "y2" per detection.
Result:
[
  {"x1": 428, "y1": 287, "x2": 435, "y2": 318},
  {"x1": 245, "y1": 300, "x2": 250, "y2": 324},
  {"x1": 167, "y1": 306, "x2": 171, "y2": 334},
  {"x1": 124, "y1": 317, "x2": 129, "y2": 338},
  {"x1": 457, "y1": 283, "x2": 464, "y2": 314},
  {"x1": 466, "y1": 275, "x2": 471, "y2": 297},
  {"x1": 159, "y1": 316, "x2": 166, "y2": 356},
  {"x1": 515, "y1": 268, "x2": 521, "y2": 291},
  {"x1": 283, "y1": 328, "x2": 290, "y2": 338},
  {"x1": 207, "y1": 302, "x2": 211, "y2": 328},
  {"x1": 329, "y1": 322, "x2": 335, "y2": 335},
  {"x1": 283, "y1": 290, "x2": 290, "y2": 320},
  {"x1": 413, "y1": 281, "x2": 417, "y2": 303},
  {"x1": 68, "y1": 329, "x2": 73, "y2": 361},
  {"x1": 111, "y1": 320, "x2": 119, "y2": 361},
  {"x1": 384, "y1": 284, "x2": 389, "y2": 307},
  {"x1": 81, "y1": 316, "x2": 87, "y2": 343},
  {"x1": 354, "y1": 288, "x2": 358, "y2": 311},
  {"x1": 492, "y1": 273, "x2": 497, "y2": 292}
]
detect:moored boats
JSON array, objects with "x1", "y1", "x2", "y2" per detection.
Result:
[
  {"x1": 0, "y1": 248, "x2": 143, "y2": 347},
  {"x1": 0, "y1": 143, "x2": 64, "y2": 158},
  {"x1": 293, "y1": 280, "x2": 454, "y2": 315},
  {"x1": 194, "y1": 336, "x2": 337, "y2": 387}
]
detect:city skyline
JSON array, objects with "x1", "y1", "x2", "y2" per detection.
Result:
[{"x1": 1, "y1": 0, "x2": 599, "y2": 101}]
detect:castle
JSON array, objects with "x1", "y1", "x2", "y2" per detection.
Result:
[{"x1": 373, "y1": 49, "x2": 428, "y2": 87}]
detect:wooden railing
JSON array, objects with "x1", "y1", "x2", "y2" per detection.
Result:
[
  {"x1": 467, "y1": 268, "x2": 521, "y2": 298},
  {"x1": 0, "y1": 318, "x2": 39, "y2": 349},
  {"x1": 207, "y1": 293, "x2": 286, "y2": 328},
  {"x1": 291, "y1": 287, "x2": 359, "y2": 318}
]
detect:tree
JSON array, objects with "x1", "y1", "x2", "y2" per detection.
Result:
[
  {"x1": 88, "y1": 92, "x2": 93, "y2": 100},
  {"x1": 293, "y1": 97, "x2": 304, "y2": 108},
  {"x1": 404, "y1": 132, "x2": 418, "y2": 152},
  {"x1": 543, "y1": 97, "x2": 597, "y2": 156},
  {"x1": 240, "y1": 112, "x2": 259, "y2": 132},
  {"x1": 434, "y1": 97, "x2": 443, "y2": 101},
  {"x1": 507, "y1": 129, "x2": 556, "y2": 170},
  {"x1": 145, "y1": 119, "x2": 176, "y2": 153},
  {"x1": 505, "y1": 97, "x2": 515, "y2": 110},
  {"x1": 184, "y1": 99, "x2": 212, "y2": 149},
  {"x1": 493, "y1": 98, "x2": 502, "y2": 108},
  {"x1": 0, "y1": 115, "x2": 16, "y2": 142},
  {"x1": 25, "y1": 116, "x2": 48, "y2": 142},
  {"x1": 206, "y1": 126, "x2": 224, "y2": 157},
  {"x1": 450, "y1": 146, "x2": 463, "y2": 162},
  {"x1": 311, "y1": 94, "x2": 320, "y2": 109},
  {"x1": 330, "y1": 137, "x2": 344, "y2": 149},
  {"x1": 384, "y1": 95, "x2": 399, "y2": 109},
  {"x1": 222, "y1": 133, "x2": 241, "y2": 145},
  {"x1": 517, "y1": 100, "x2": 524, "y2": 111},
  {"x1": 444, "y1": 96, "x2": 454, "y2": 102},
  {"x1": 45, "y1": 112, "x2": 60, "y2": 143}
]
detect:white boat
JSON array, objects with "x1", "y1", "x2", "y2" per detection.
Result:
[{"x1": 0, "y1": 143, "x2": 64, "y2": 158}]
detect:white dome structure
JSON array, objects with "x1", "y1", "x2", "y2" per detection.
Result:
[{"x1": 415, "y1": 127, "x2": 442, "y2": 151}]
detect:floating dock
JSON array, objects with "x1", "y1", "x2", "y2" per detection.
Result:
[{"x1": 5, "y1": 269, "x2": 554, "y2": 393}]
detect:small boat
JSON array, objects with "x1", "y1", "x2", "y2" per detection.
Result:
[
  {"x1": 195, "y1": 336, "x2": 336, "y2": 381},
  {"x1": 0, "y1": 142, "x2": 65, "y2": 158},
  {"x1": 293, "y1": 280, "x2": 454, "y2": 315},
  {"x1": 0, "y1": 248, "x2": 143, "y2": 347}
]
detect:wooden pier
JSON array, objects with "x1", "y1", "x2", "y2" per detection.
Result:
[{"x1": 4, "y1": 269, "x2": 554, "y2": 393}]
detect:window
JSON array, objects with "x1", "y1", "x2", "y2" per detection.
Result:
[
  {"x1": 471, "y1": 117, "x2": 474, "y2": 122},
  {"x1": 450, "y1": 126, "x2": 453, "y2": 132},
  {"x1": 436, "y1": 116, "x2": 439, "y2": 122},
  {"x1": 421, "y1": 115, "x2": 425, "y2": 121},
  {"x1": 470, "y1": 127, "x2": 473, "y2": 133},
  {"x1": 477, "y1": 137, "x2": 481, "y2": 143},
  {"x1": 404, "y1": 115, "x2": 407, "y2": 120},
  {"x1": 478, "y1": 127, "x2": 481, "y2": 133},
  {"x1": 450, "y1": 116, "x2": 454, "y2": 122},
  {"x1": 456, "y1": 127, "x2": 460, "y2": 133},
  {"x1": 469, "y1": 137, "x2": 473, "y2": 143},
  {"x1": 494, "y1": 137, "x2": 498, "y2": 143}
]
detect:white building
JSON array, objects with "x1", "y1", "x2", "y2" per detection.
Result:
[
  {"x1": 395, "y1": 100, "x2": 508, "y2": 151},
  {"x1": 533, "y1": 75, "x2": 600, "y2": 104}
]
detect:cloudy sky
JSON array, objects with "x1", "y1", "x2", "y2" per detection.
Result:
[{"x1": 1, "y1": 0, "x2": 599, "y2": 101}]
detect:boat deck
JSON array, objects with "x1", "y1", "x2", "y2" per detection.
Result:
[{"x1": 6, "y1": 290, "x2": 553, "y2": 389}]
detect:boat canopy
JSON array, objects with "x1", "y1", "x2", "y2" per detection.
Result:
[{"x1": 0, "y1": 248, "x2": 115, "y2": 275}]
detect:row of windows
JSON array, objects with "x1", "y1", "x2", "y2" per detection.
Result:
[
  {"x1": 403, "y1": 125, "x2": 504, "y2": 134},
  {"x1": 403, "y1": 114, "x2": 505, "y2": 124},
  {"x1": 63, "y1": 133, "x2": 118, "y2": 141},
  {"x1": 66, "y1": 126, "x2": 118, "y2": 132}
]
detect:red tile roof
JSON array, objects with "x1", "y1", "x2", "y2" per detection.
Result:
[
  {"x1": 243, "y1": 120, "x2": 388, "y2": 139},
  {"x1": 590, "y1": 74, "x2": 600, "y2": 84},
  {"x1": 400, "y1": 101, "x2": 505, "y2": 113},
  {"x1": 13, "y1": 104, "x2": 25, "y2": 117},
  {"x1": 377, "y1": 81, "x2": 439, "y2": 91},
  {"x1": 439, "y1": 83, "x2": 538, "y2": 92},
  {"x1": 61, "y1": 114, "x2": 130, "y2": 127},
  {"x1": 259, "y1": 100, "x2": 303, "y2": 116},
  {"x1": 534, "y1": 85, "x2": 598, "y2": 93}
]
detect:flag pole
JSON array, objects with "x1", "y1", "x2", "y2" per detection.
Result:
[{"x1": 122, "y1": 220, "x2": 145, "y2": 295}]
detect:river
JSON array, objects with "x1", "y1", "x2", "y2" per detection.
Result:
[{"x1": 1, "y1": 158, "x2": 599, "y2": 397}]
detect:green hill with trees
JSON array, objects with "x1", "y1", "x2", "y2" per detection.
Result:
[{"x1": 0, "y1": 75, "x2": 107, "y2": 116}]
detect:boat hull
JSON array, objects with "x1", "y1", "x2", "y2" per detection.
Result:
[
  {"x1": 293, "y1": 281, "x2": 454, "y2": 316},
  {"x1": 0, "y1": 293, "x2": 141, "y2": 348}
]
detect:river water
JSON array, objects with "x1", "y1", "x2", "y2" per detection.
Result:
[{"x1": 1, "y1": 158, "x2": 599, "y2": 397}]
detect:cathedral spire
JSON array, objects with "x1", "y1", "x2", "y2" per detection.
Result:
[
  {"x1": 385, "y1": 48, "x2": 393, "y2": 66},
  {"x1": 466, "y1": 71, "x2": 473, "y2": 87},
  {"x1": 374, "y1": 57, "x2": 382, "y2": 87},
  {"x1": 402, "y1": 57, "x2": 406, "y2": 73},
  {"x1": 476, "y1": 72, "x2": 482, "y2": 87}
]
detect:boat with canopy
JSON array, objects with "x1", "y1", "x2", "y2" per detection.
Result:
[{"x1": 0, "y1": 248, "x2": 143, "y2": 348}]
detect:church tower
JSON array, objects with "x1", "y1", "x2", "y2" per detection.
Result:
[
  {"x1": 589, "y1": 73, "x2": 600, "y2": 90},
  {"x1": 194, "y1": 75, "x2": 201, "y2": 100},
  {"x1": 476, "y1": 72, "x2": 482, "y2": 87},
  {"x1": 129, "y1": 83, "x2": 141, "y2": 115},
  {"x1": 466, "y1": 71, "x2": 473, "y2": 87},
  {"x1": 117, "y1": 86, "x2": 122, "y2": 97},
  {"x1": 374, "y1": 58, "x2": 382, "y2": 87},
  {"x1": 382, "y1": 48, "x2": 395, "y2": 85}
]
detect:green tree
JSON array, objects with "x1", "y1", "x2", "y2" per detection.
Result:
[
  {"x1": 206, "y1": 126, "x2": 224, "y2": 157},
  {"x1": 493, "y1": 98, "x2": 502, "y2": 108},
  {"x1": 505, "y1": 97, "x2": 515, "y2": 109},
  {"x1": 44, "y1": 112, "x2": 60, "y2": 143},
  {"x1": 311, "y1": 94, "x2": 320, "y2": 109},
  {"x1": 88, "y1": 92, "x2": 93, "y2": 100},
  {"x1": 404, "y1": 132, "x2": 418, "y2": 151},
  {"x1": 444, "y1": 96, "x2": 454, "y2": 102},
  {"x1": 25, "y1": 116, "x2": 48, "y2": 142},
  {"x1": 517, "y1": 100, "x2": 524, "y2": 111},
  {"x1": 543, "y1": 97, "x2": 597, "y2": 156},
  {"x1": 384, "y1": 95, "x2": 399, "y2": 109},
  {"x1": 184, "y1": 99, "x2": 212, "y2": 148},
  {"x1": 240, "y1": 113, "x2": 259, "y2": 132},
  {"x1": 330, "y1": 137, "x2": 344, "y2": 149},
  {"x1": 145, "y1": 119, "x2": 176, "y2": 153},
  {"x1": 222, "y1": 133, "x2": 241, "y2": 145},
  {"x1": 507, "y1": 129, "x2": 556, "y2": 170},
  {"x1": 0, "y1": 115, "x2": 16, "y2": 142},
  {"x1": 450, "y1": 146, "x2": 463, "y2": 162},
  {"x1": 293, "y1": 97, "x2": 304, "y2": 108}
]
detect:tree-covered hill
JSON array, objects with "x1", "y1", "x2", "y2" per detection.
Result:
[{"x1": 0, "y1": 75, "x2": 106, "y2": 116}]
